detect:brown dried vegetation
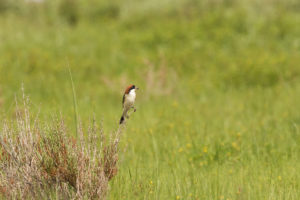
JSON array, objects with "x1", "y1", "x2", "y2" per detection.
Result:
[{"x1": 0, "y1": 97, "x2": 124, "y2": 199}]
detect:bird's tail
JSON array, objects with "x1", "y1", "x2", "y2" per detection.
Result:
[
  {"x1": 120, "y1": 108, "x2": 129, "y2": 124},
  {"x1": 119, "y1": 115, "x2": 125, "y2": 124}
]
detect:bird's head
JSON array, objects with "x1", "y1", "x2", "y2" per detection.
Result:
[{"x1": 125, "y1": 84, "x2": 139, "y2": 94}]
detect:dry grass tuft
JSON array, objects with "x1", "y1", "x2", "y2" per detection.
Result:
[
  {"x1": 143, "y1": 57, "x2": 177, "y2": 98},
  {"x1": 0, "y1": 96, "x2": 124, "y2": 199}
]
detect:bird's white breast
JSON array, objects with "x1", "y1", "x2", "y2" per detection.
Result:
[{"x1": 126, "y1": 89, "x2": 136, "y2": 103}]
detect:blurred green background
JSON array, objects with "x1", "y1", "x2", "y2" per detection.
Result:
[{"x1": 0, "y1": 0, "x2": 300, "y2": 199}]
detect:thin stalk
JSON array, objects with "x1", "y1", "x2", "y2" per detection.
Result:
[{"x1": 67, "y1": 59, "x2": 79, "y2": 136}]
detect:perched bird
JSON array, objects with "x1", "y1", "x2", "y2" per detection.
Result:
[{"x1": 120, "y1": 84, "x2": 138, "y2": 124}]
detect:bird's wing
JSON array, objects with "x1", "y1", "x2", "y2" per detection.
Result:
[{"x1": 122, "y1": 94, "x2": 125, "y2": 108}]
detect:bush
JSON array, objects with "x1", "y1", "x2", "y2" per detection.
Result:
[
  {"x1": 0, "y1": 96, "x2": 124, "y2": 199},
  {"x1": 59, "y1": 0, "x2": 79, "y2": 25},
  {"x1": 0, "y1": 0, "x2": 23, "y2": 14}
]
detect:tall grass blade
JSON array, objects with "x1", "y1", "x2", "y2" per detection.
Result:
[{"x1": 67, "y1": 59, "x2": 79, "y2": 137}]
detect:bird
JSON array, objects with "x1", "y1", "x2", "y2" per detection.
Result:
[{"x1": 120, "y1": 84, "x2": 138, "y2": 124}]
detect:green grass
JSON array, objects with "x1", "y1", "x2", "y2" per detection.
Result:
[{"x1": 0, "y1": 0, "x2": 300, "y2": 199}]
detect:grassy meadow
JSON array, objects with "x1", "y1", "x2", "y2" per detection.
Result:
[{"x1": 0, "y1": 0, "x2": 300, "y2": 199}]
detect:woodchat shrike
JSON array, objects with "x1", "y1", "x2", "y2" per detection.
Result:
[{"x1": 120, "y1": 84, "x2": 138, "y2": 124}]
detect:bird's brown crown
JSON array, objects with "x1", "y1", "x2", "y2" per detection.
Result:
[{"x1": 125, "y1": 84, "x2": 135, "y2": 94}]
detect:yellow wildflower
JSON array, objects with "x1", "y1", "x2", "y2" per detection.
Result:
[
  {"x1": 149, "y1": 128, "x2": 153, "y2": 134},
  {"x1": 178, "y1": 147, "x2": 184, "y2": 153},
  {"x1": 168, "y1": 123, "x2": 174, "y2": 129},
  {"x1": 172, "y1": 101, "x2": 178, "y2": 108},
  {"x1": 232, "y1": 142, "x2": 239, "y2": 150}
]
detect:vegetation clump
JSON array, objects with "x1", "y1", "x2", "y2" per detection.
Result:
[{"x1": 0, "y1": 96, "x2": 122, "y2": 199}]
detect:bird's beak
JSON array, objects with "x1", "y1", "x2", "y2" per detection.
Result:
[{"x1": 136, "y1": 87, "x2": 139, "y2": 90}]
